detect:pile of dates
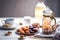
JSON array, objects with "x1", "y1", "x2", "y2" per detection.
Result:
[{"x1": 17, "y1": 23, "x2": 41, "y2": 35}]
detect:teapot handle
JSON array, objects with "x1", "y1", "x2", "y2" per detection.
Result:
[
  {"x1": 50, "y1": 16, "x2": 56, "y2": 26},
  {"x1": 1, "y1": 20, "x2": 5, "y2": 25}
]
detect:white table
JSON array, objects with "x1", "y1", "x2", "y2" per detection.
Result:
[{"x1": 0, "y1": 17, "x2": 60, "y2": 40}]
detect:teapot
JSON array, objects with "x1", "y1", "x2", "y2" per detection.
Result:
[{"x1": 42, "y1": 7, "x2": 56, "y2": 34}]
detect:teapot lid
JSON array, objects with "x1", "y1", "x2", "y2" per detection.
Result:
[{"x1": 43, "y1": 6, "x2": 53, "y2": 15}]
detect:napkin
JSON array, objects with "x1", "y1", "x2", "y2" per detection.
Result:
[{"x1": 53, "y1": 25, "x2": 60, "y2": 40}]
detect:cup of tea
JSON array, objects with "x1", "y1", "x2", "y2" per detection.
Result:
[{"x1": 1, "y1": 18, "x2": 14, "y2": 25}]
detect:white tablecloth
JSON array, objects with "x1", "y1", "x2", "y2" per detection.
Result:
[{"x1": 0, "y1": 17, "x2": 60, "y2": 40}]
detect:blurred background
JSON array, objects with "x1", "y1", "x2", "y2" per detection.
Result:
[{"x1": 0, "y1": 0, "x2": 60, "y2": 17}]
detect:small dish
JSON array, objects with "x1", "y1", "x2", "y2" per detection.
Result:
[{"x1": 1, "y1": 23, "x2": 17, "y2": 30}]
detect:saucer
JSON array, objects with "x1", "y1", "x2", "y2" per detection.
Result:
[
  {"x1": 34, "y1": 28, "x2": 55, "y2": 38},
  {"x1": 1, "y1": 23, "x2": 17, "y2": 30}
]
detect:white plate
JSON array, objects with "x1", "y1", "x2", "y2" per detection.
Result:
[
  {"x1": 34, "y1": 28, "x2": 55, "y2": 38},
  {"x1": 1, "y1": 23, "x2": 17, "y2": 30}
]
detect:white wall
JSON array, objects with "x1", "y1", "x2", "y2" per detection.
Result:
[
  {"x1": 0, "y1": 0, "x2": 38, "y2": 17},
  {"x1": 0, "y1": 0, "x2": 59, "y2": 17}
]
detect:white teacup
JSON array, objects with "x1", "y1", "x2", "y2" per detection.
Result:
[
  {"x1": 24, "y1": 16, "x2": 31, "y2": 25},
  {"x1": 2, "y1": 18, "x2": 14, "y2": 25}
]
